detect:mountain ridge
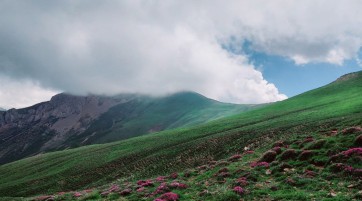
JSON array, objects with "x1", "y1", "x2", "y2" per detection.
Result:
[{"x1": 0, "y1": 91, "x2": 257, "y2": 165}]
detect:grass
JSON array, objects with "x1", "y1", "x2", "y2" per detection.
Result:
[{"x1": 0, "y1": 71, "x2": 362, "y2": 199}]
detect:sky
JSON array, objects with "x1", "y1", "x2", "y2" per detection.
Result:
[{"x1": 0, "y1": 0, "x2": 362, "y2": 109}]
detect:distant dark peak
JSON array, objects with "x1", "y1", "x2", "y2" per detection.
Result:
[
  {"x1": 50, "y1": 93, "x2": 83, "y2": 102},
  {"x1": 334, "y1": 71, "x2": 362, "y2": 83}
]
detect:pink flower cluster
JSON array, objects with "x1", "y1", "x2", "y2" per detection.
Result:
[
  {"x1": 341, "y1": 148, "x2": 362, "y2": 157},
  {"x1": 120, "y1": 188, "x2": 132, "y2": 196},
  {"x1": 250, "y1": 161, "x2": 269, "y2": 168},
  {"x1": 156, "y1": 176, "x2": 167, "y2": 182},
  {"x1": 170, "y1": 182, "x2": 187, "y2": 189},
  {"x1": 137, "y1": 180, "x2": 154, "y2": 187},
  {"x1": 73, "y1": 192, "x2": 82, "y2": 197},
  {"x1": 154, "y1": 183, "x2": 169, "y2": 195},
  {"x1": 235, "y1": 177, "x2": 248, "y2": 187},
  {"x1": 155, "y1": 192, "x2": 179, "y2": 201},
  {"x1": 228, "y1": 154, "x2": 242, "y2": 162},
  {"x1": 169, "y1": 172, "x2": 178, "y2": 179},
  {"x1": 272, "y1": 146, "x2": 282, "y2": 154},
  {"x1": 233, "y1": 186, "x2": 244, "y2": 195}
]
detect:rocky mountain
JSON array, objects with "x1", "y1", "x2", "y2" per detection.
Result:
[{"x1": 0, "y1": 92, "x2": 257, "y2": 164}]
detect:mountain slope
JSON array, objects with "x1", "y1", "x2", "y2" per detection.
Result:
[
  {"x1": 0, "y1": 71, "x2": 361, "y2": 198},
  {"x1": 0, "y1": 92, "x2": 256, "y2": 165}
]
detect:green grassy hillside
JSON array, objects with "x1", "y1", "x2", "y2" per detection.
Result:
[
  {"x1": 0, "y1": 72, "x2": 361, "y2": 199},
  {"x1": 71, "y1": 91, "x2": 257, "y2": 145}
]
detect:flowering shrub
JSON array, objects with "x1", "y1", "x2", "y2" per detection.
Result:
[
  {"x1": 272, "y1": 146, "x2": 282, "y2": 155},
  {"x1": 228, "y1": 154, "x2": 242, "y2": 162},
  {"x1": 73, "y1": 192, "x2": 82, "y2": 197},
  {"x1": 170, "y1": 182, "x2": 187, "y2": 189},
  {"x1": 109, "y1": 184, "x2": 119, "y2": 192},
  {"x1": 342, "y1": 126, "x2": 362, "y2": 135},
  {"x1": 137, "y1": 180, "x2": 154, "y2": 187},
  {"x1": 273, "y1": 140, "x2": 285, "y2": 148},
  {"x1": 235, "y1": 177, "x2": 248, "y2": 187},
  {"x1": 250, "y1": 161, "x2": 269, "y2": 168},
  {"x1": 341, "y1": 148, "x2": 362, "y2": 157},
  {"x1": 355, "y1": 135, "x2": 362, "y2": 146},
  {"x1": 137, "y1": 187, "x2": 145, "y2": 192},
  {"x1": 245, "y1": 150, "x2": 254, "y2": 154},
  {"x1": 233, "y1": 186, "x2": 244, "y2": 195},
  {"x1": 120, "y1": 188, "x2": 132, "y2": 196},
  {"x1": 280, "y1": 149, "x2": 297, "y2": 160},
  {"x1": 154, "y1": 183, "x2": 169, "y2": 195},
  {"x1": 299, "y1": 150, "x2": 314, "y2": 161},
  {"x1": 259, "y1": 150, "x2": 277, "y2": 162},
  {"x1": 329, "y1": 163, "x2": 362, "y2": 176},
  {"x1": 157, "y1": 192, "x2": 179, "y2": 201},
  {"x1": 169, "y1": 172, "x2": 178, "y2": 179},
  {"x1": 156, "y1": 176, "x2": 167, "y2": 182}
]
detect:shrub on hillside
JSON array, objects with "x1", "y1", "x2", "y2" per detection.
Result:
[
  {"x1": 272, "y1": 140, "x2": 285, "y2": 148},
  {"x1": 355, "y1": 135, "x2": 362, "y2": 146},
  {"x1": 272, "y1": 146, "x2": 282, "y2": 155},
  {"x1": 342, "y1": 126, "x2": 362, "y2": 135},
  {"x1": 233, "y1": 186, "x2": 244, "y2": 196},
  {"x1": 307, "y1": 139, "x2": 326, "y2": 150},
  {"x1": 280, "y1": 149, "x2": 297, "y2": 160},
  {"x1": 157, "y1": 192, "x2": 179, "y2": 201},
  {"x1": 259, "y1": 150, "x2": 277, "y2": 162},
  {"x1": 298, "y1": 150, "x2": 314, "y2": 161},
  {"x1": 228, "y1": 154, "x2": 242, "y2": 162},
  {"x1": 169, "y1": 172, "x2": 178, "y2": 179},
  {"x1": 235, "y1": 177, "x2": 248, "y2": 187}
]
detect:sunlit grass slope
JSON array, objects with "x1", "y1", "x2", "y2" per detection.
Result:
[{"x1": 0, "y1": 71, "x2": 361, "y2": 197}]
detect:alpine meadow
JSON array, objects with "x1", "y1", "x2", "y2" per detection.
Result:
[{"x1": 0, "y1": 1, "x2": 362, "y2": 201}]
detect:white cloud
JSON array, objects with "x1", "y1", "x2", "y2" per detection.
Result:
[
  {"x1": 1, "y1": 0, "x2": 362, "y2": 107},
  {"x1": 0, "y1": 76, "x2": 58, "y2": 109}
]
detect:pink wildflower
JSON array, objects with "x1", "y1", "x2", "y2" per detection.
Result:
[
  {"x1": 154, "y1": 183, "x2": 169, "y2": 194},
  {"x1": 341, "y1": 148, "x2": 362, "y2": 157},
  {"x1": 246, "y1": 150, "x2": 254, "y2": 154},
  {"x1": 170, "y1": 182, "x2": 187, "y2": 189},
  {"x1": 156, "y1": 176, "x2": 167, "y2": 182},
  {"x1": 228, "y1": 154, "x2": 242, "y2": 162},
  {"x1": 233, "y1": 186, "x2": 244, "y2": 195},
  {"x1": 137, "y1": 180, "x2": 154, "y2": 187},
  {"x1": 73, "y1": 192, "x2": 82, "y2": 197},
  {"x1": 169, "y1": 172, "x2": 178, "y2": 179},
  {"x1": 158, "y1": 192, "x2": 179, "y2": 201}
]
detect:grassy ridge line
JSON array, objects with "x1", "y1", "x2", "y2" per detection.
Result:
[{"x1": 0, "y1": 71, "x2": 362, "y2": 197}]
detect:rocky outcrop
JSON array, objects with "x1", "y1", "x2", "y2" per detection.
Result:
[{"x1": 0, "y1": 93, "x2": 134, "y2": 164}]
